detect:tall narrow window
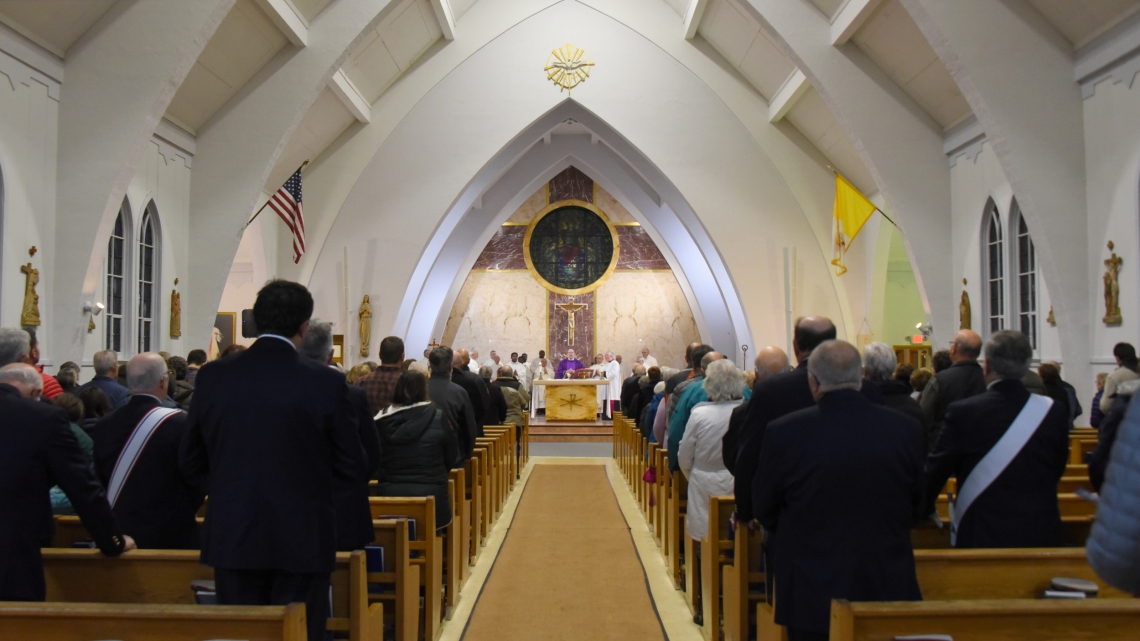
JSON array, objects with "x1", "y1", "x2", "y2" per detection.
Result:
[
  {"x1": 1016, "y1": 215, "x2": 1038, "y2": 349},
  {"x1": 986, "y1": 209, "x2": 1005, "y2": 334},
  {"x1": 106, "y1": 211, "x2": 126, "y2": 352},
  {"x1": 137, "y1": 209, "x2": 156, "y2": 353}
]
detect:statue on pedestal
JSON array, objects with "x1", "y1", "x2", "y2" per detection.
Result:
[
  {"x1": 1103, "y1": 241, "x2": 1123, "y2": 326},
  {"x1": 170, "y1": 288, "x2": 182, "y2": 338},
  {"x1": 20, "y1": 262, "x2": 40, "y2": 327},
  {"x1": 959, "y1": 278, "x2": 972, "y2": 331},
  {"x1": 358, "y1": 295, "x2": 372, "y2": 358}
]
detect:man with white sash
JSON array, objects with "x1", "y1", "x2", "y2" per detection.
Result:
[
  {"x1": 93, "y1": 353, "x2": 204, "y2": 549},
  {"x1": 924, "y1": 330, "x2": 1071, "y2": 548}
]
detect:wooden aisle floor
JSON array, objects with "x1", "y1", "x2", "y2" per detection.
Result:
[{"x1": 460, "y1": 464, "x2": 667, "y2": 641}]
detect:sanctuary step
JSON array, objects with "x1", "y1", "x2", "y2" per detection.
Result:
[{"x1": 528, "y1": 416, "x2": 613, "y2": 442}]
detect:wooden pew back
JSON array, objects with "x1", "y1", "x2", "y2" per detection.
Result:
[
  {"x1": 370, "y1": 518, "x2": 420, "y2": 641},
  {"x1": 369, "y1": 496, "x2": 443, "y2": 641}
]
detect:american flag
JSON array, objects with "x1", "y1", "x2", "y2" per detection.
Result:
[{"x1": 269, "y1": 168, "x2": 305, "y2": 263}]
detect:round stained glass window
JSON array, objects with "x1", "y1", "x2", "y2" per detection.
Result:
[{"x1": 524, "y1": 201, "x2": 619, "y2": 295}]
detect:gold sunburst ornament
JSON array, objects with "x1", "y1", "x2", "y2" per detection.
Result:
[{"x1": 545, "y1": 43, "x2": 594, "y2": 94}]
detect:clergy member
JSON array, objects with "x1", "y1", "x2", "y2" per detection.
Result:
[
  {"x1": 556, "y1": 348, "x2": 584, "y2": 379},
  {"x1": 605, "y1": 351, "x2": 622, "y2": 413},
  {"x1": 641, "y1": 347, "x2": 658, "y2": 369}
]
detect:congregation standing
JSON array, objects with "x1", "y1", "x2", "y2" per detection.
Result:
[{"x1": 5, "y1": 279, "x2": 1140, "y2": 641}]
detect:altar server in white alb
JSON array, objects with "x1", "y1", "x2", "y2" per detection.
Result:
[{"x1": 605, "y1": 351, "x2": 622, "y2": 414}]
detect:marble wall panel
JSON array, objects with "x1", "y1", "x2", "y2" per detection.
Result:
[
  {"x1": 443, "y1": 272, "x2": 548, "y2": 359},
  {"x1": 505, "y1": 187, "x2": 547, "y2": 224},
  {"x1": 595, "y1": 185, "x2": 637, "y2": 223},
  {"x1": 471, "y1": 226, "x2": 527, "y2": 270},
  {"x1": 549, "y1": 166, "x2": 593, "y2": 203},
  {"x1": 616, "y1": 226, "x2": 670, "y2": 270},
  {"x1": 548, "y1": 291, "x2": 595, "y2": 368},
  {"x1": 594, "y1": 271, "x2": 699, "y2": 372}
]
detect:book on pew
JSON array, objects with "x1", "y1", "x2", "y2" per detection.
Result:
[
  {"x1": 191, "y1": 579, "x2": 217, "y2": 605},
  {"x1": 1051, "y1": 577, "x2": 1099, "y2": 597},
  {"x1": 893, "y1": 636, "x2": 953, "y2": 641},
  {"x1": 1044, "y1": 590, "x2": 1087, "y2": 599},
  {"x1": 375, "y1": 515, "x2": 420, "y2": 558},
  {"x1": 365, "y1": 545, "x2": 392, "y2": 595}
]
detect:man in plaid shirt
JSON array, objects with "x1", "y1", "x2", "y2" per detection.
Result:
[{"x1": 359, "y1": 336, "x2": 405, "y2": 415}]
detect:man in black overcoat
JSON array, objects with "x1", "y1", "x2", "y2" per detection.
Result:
[
  {"x1": 0, "y1": 359, "x2": 133, "y2": 601},
  {"x1": 753, "y1": 341, "x2": 925, "y2": 641},
  {"x1": 924, "y1": 330, "x2": 1070, "y2": 548},
  {"x1": 93, "y1": 352, "x2": 203, "y2": 549},
  {"x1": 426, "y1": 345, "x2": 478, "y2": 459},
  {"x1": 180, "y1": 281, "x2": 367, "y2": 641}
]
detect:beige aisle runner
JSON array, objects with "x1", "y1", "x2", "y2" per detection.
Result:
[{"x1": 462, "y1": 464, "x2": 666, "y2": 640}]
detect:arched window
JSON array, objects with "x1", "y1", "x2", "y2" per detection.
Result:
[
  {"x1": 1013, "y1": 203, "x2": 1038, "y2": 349},
  {"x1": 984, "y1": 204, "x2": 1005, "y2": 335},
  {"x1": 137, "y1": 205, "x2": 157, "y2": 353},
  {"x1": 106, "y1": 201, "x2": 129, "y2": 352}
]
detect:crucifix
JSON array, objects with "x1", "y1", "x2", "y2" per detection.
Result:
[{"x1": 555, "y1": 302, "x2": 588, "y2": 346}]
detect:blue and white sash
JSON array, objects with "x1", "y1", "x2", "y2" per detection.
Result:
[
  {"x1": 949, "y1": 394, "x2": 1053, "y2": 545},
  {"x1": 106, "y1": 406, "x2": 181, "y2": 507}
]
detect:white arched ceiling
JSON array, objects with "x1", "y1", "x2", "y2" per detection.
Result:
[{"x1": 304, "y1": 0, "x2": 848, "y2": 362}]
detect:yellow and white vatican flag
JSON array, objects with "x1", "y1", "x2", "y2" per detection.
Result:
[{"x1": 831, "y1": 173, "x2": 880, "y2": 276}]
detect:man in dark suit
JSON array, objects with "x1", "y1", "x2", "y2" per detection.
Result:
[
  {"x1": 300, "y1": 319, "x2": 381, "y2": 552},
  {"x1": 753, "y1": 341, "x2": 925, "y2": 641},
  {"x1": 621, "y1": 365, "x2": 646, "y2": 415},
  {"x1": 920, "y1": 329, "x2": 985, "y2": 450},
  {"x1": 93, "y1": 353, "x2": 204, "y2": 549},
  {"x1": 722, "y1": 346, "x2": 789, "y2": 473},
  {"x1": 426, "y1": 346, "x2": 478, "y2": 459},
  {"x1": 180, "y1": 281, "x2": 367, "y2": 641},
  {"x1": 925, "y1": 330, "x2": 1070, "y2": 548},
  {"x1": 0, "y1": 361, "x2": 134, "y2": 600},
  {"x1": 454, "y1": 348, "x2": 488, "y2": 436}
]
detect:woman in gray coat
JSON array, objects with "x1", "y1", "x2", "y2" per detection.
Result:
[{"x1": 1088, "y1": 395, "x2": 1140, "y2": 595}]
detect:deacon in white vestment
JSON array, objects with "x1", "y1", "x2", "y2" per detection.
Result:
[
  {"x1": 531, "y1": 358, "x2": 554, "y2": 409},
  {"x1": 468, "y1": 350, "x2": 481, "y2": 373},
  {"x1": 640, "y1": 347, "x2": 659, "y2": 370},
  {"x1": 605, "y1": 351, "x2": 622, "y2": 413}
]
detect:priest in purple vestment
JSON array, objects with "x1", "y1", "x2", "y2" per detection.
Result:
[{"x1": 556, "y1": 348, "x2": 585, "y2": 379}]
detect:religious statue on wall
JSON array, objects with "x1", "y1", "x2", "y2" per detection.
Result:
[
  {"x1": 170, "y1": 285, "x2": 182, "y2": 338},
  {"x1": 359, "y1": 295, "x2": 372, "y2": 358},
  {"x1": 959, "y1": 278, "x2": 971, "y2": 331},
  {"x1": 1103, "y1": 241, "x2": 1123, "y2": 326},
  {"x1": 20, "y1": 258, "x2": 40, "y2": 327}
]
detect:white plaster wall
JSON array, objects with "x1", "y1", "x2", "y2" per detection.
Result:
[
  {"x1": 0, "y1": 51, "x2": 58, "y2": 362},
  {"x1": 595, "y1": 271, "x2": 699, "y2": 371},
  {"x1": 443, "y1": 272, "x2": 548, "y2": 361},
  {"x1": 302, "y1": 1, "x2": 845, "y2": 364},
  {"x1": 1084, "y1": 77, "x2": 1140, "y2": 378},
  {"x1": 950, "y1": 142, "x2": 1061, "y2": 362},
  {"x1": 83, "y1": 139, "x2": 193, "y2": 376}
]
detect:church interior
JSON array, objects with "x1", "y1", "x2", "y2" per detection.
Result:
[{"x1": 4, "y1": 0, "x2": 1140, "y2": 638}]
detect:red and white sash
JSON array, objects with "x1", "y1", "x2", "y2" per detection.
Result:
[{"x1": 106, "y1": 406, "x2": 181, "y2": 507}]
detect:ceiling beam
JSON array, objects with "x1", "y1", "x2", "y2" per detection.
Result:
[
  {"x1": 683, "y1": 0, "x2": 709, "y2": 40},
  {"x1": 831, "y1": 0, "x2": 884, "y2": 45},
  {"x1": 254, "y1": 0, "x2": 308, "y2": 47},
  {"x1": 429, "y1": 0, "x2": 456, "y2": 41},
  {"x1": 768, "y1": 69, "x2": 810, "y2": 122},
  {"x1": 328, "y1": 69, "x2": 372, "y2": 123}
]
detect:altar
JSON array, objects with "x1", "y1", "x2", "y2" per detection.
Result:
[{"x1": 532, "y1": 379, "x2": 610, "y2": 421}]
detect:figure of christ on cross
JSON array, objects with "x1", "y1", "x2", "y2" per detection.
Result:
[
  {"x1": 555, "y1": 301, "x2": 588, "y2": 346},
  {"x1": 555, "y1": 347, "x2": 584, "y2": 380}
]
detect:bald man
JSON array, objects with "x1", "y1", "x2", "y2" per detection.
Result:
[
  {"x1": 93, "y1": 353, "x2": 203, "y2": 549},
  {"x1": 722, "y1": 346, "x2": 789, "y2": 473},
  {"x1": 920, "y1": 329, "x2": 985, "y2": 451}
]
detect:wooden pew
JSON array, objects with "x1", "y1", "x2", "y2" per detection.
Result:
[
  {"x1": 655, "y1": 447, "x2": 668, "y2": 546},
  {"x1": 700, "y1": 495, "x2": 737, "y2": 641},
  {"x1": 41, "y1": 548, "x2": 382, "y2": 641},
  {"x1": 943, "y1": 475, "x2": 1094, "y2": 495},
  {"x1": 668, "y1": 471, "x2": 689, "y2": 590},
  {"x1": 471, "y1": 446, "x2": 493, "y2": 541},
  {"x1": 444, "y1": 468, "x2": 469, "y2": 618},
  {"x1": 829, "y1": 598, "x2": 1140, "y2": 641},
  {"x1": 464, "y1": 455, "x2": 483, "y2": 562},
  {"x1": 0, "y1": 601, "x2": 307, "y2": 641},
  {"x1": 646, "y1": 442, "x2": 660, "y2": 530},
  {"x1": 370, "y1": 518, "x2": 421, "y2": 641},
  {"x1": 935, "y1": 493, "x2": 1096, "y2": 520},
  {"x1": 1070, "y1": 432, "x2": 1099, "y2": 464},
  {"x1": 369, "y1": 497, "x2": 443, "y2": 641},
  {"x1": 911, "y1": 517, "x2": 1094, "y2": 549}
]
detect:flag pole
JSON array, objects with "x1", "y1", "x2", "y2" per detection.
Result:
[{"x1": 241, "y1": 160, "x2": 309, "y2": 231}]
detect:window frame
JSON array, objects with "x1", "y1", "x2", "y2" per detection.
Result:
[
  {"x1": 136, "y1": 202, "x2": 160, "y2": 353},
  {"x1": 105, "y1": 198, "x2": 132, "y2": 354},
  {"x1": 981, "y1": 198, "x2": 1006, "y2": 337},
  {"x1": 1010, "y1": 199, "x2": 1038, "y2": 351}
]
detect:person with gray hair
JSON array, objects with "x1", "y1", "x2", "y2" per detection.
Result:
[
  {"x1": 76, "y1": 349, "x2": 129, "y2": 409},
  {"x1": 753, "y1": 339, "x2": 926, "y2": 639},
  {"x1": 1, "y1": 363, "x2": 136, "y2": 600},
  {"x1": 299, "y1": 319, "x2": 382, "y2": 552},
  {"x1": 0, "y1": 327, "x2": 30, "y2": 368},
  {"x1": 426, "y1": 345, "x2": 478, "y2": 459},
  {"x1": 90, "y1": 353, "x2": 203, "y2": 550},
  {"x1": 863, "y1": 342, "x2": 927, "y2": 432},
  {"x1": 678, "y1": 358, "x2": 746, "y2": 621},
  {"x1": 924, "y1": 330, "x2": 1070, "y2": 549}
]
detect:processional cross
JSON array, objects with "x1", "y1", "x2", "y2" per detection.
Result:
[{"x1": 555, "y1": 302, "x2": 588, "y2": 346}]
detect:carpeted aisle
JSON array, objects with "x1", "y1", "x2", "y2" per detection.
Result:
[{"x1": 461, "y1": 464, "x2": 666, "y2": 641}]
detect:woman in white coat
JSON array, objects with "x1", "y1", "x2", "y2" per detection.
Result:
[{"x1": 679, "y1": 359, "x2": 745, "y2": 540}]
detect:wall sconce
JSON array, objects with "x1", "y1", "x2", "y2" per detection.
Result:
[
  {"x1": 915, "y1": 322, "x2": 932, "y2": 341},
  {"x1": 84, "y1": 302, "x2": 105, "y2": 316}
]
